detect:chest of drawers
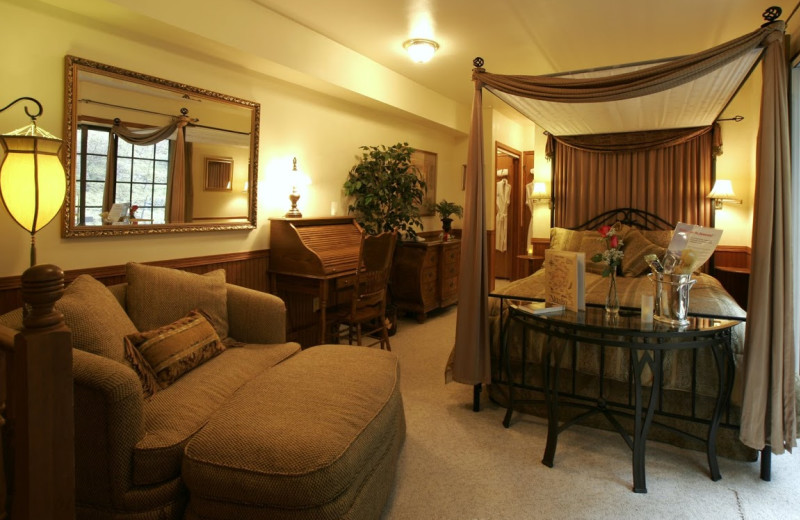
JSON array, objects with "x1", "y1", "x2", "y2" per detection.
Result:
[{"x1": 390, "y1": 239, "x2": 460, "y2": 322}]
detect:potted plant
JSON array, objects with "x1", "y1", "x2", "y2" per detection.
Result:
[
  {"x1": 343, "y1": 142, "x2": 426, "y2": 238},
  {"x1": 433, "y1": 199, "x2": 463, "y2": 233}
]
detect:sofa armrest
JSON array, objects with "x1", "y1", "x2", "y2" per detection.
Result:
[
  {"x1": 73, "y1": 348, "x2": 144, "y2": 507},
  {"x1": 226, "y1": 284, "x2": 287, "y2": 344}
]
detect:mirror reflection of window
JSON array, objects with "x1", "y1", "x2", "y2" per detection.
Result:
[{"x1": 74, "y1": 124, "x2": 169, "y2": 226}]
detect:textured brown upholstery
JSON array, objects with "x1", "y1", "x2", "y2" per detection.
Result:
[
  {"x1": 3, "y1": 270, "x2": 404, "y2": 519},
  {"x1": 126, "y1": 262, "x2": 229, "y2": 339},
  {"x1": 183, "y1": 345, "x2": 406, "y2": 520}
]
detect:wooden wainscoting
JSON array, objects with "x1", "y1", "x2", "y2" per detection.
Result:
[{"x1": 0, "y1": 250, "x2": 270, "y2": 315}]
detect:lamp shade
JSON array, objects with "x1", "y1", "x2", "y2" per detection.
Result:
[
  {"x1": 0, "y1": 127, "x2": 66, "y2": 234},
  {"x1": 707, "y1": 179, "x2": 736, "y2": 199}
]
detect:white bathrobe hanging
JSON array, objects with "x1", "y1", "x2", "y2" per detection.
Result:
[{"x1": 495, "y1": 178, "x2": 511, "y2": 252}]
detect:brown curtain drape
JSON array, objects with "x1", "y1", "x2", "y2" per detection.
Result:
[
  {"x1": 548, "y1": 125, "x2": 717, "y2": 228},
  {"x1": 165, "y1": 116, "x2": 190, "y2": 223},
  {"x1": 739, "y1": 28, "x2": 796, "y2": 454},
  {"x1": 448, "y1": 81, "x2": 490, "y2": 385},
  {"x1": 450, "y1": 22, "x2": 795, "y2": 452}
]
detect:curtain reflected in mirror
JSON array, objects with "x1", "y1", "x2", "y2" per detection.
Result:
[{"x1": 63, "y1": 55, "x2": 259, "y2": 237}]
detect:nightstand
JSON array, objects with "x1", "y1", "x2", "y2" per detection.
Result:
[
  {"x1": 714, "y1": 266, "x2": 749, "y2": 310},
  {"x1": 517, "y1": 254, "x2": 544, "y2": 277}
]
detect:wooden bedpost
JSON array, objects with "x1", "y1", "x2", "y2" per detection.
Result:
[{"x1": 2, "y1": 264, "x2": 74, "y2": 519}]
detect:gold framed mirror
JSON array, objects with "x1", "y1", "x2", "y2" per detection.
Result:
[{"x1": 62, "y1": 55, "x2": 259, "y2": 236}]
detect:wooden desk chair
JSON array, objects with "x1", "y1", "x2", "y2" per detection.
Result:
[{"x1": 330, "y1": 231, "x2": 397, "y2": 350}]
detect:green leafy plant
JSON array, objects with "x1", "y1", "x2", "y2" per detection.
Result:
[
  {"x1": 433, "y1": 199, "x2": 463, "y2": 220},
  {"x1": 343, "y1": 142, "x2": 426, "y2": 237}
]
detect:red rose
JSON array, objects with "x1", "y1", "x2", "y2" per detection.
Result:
[
  {"x1": 598, "y1": 225, "x2": 612, "y2": 237},
  {"x1": 609, "y1": 235, "x2": 619, "y2": 248}
]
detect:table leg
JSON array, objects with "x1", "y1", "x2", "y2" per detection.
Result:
[
  {"x1": 707, "y1": 332, "x2": 735, "y2": 481},
  {"x1": 631, "y1": 348, "x2": 661, "y2": 493},
  {"x1": 542, "y1": 335, "x2": 566, "y2": 467},
  {"x1": 502, "y1": 313, "x2": 514, "y2": 428}
]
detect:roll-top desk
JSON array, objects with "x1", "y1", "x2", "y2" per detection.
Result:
[
  {"x1": 390, "y1": 239, "x2": 460, "y2": 322},
  {"x1": 269, "y1": 217, "x2": 363, "y2": 347}
]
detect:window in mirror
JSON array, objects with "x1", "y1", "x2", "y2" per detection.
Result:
[
  {"x1": 205, "y1": 157, "x2": 233, "y2": 191},
  {"x1": 74, "y1": 124, "x2": 169, "y2": 226}
]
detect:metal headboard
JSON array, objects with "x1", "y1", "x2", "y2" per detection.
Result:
[{"x1": 569, "y1": 207, "x2": 674, "y2": 231}]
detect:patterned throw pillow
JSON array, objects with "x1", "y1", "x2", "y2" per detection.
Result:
[
  {"x1": 124, "y1": 309, "x2": 226, "y2": 397},
  {"x1": 621, "y1": 229, "x2": 666, "y2": 277}
]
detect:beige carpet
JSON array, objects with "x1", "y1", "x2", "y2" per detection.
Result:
[{"x1": 380, "y1": 305, "x2": 799, "y2": 520}]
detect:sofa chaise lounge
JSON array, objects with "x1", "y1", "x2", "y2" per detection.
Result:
[{"x1": 0, "y1": 262, "x2": 405, "y2": 519}]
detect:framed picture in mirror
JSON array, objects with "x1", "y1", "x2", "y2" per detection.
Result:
[
  {"x1": 204, "y1": 157, "x2": 234, "y2": 191},
  {"x1": 411, "y1": 149, "x2": 437, "y2": 216}
]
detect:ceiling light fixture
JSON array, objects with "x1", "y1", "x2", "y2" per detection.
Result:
[{"x1": 403, "y1": 38, "x2": 439, "y2": 63}]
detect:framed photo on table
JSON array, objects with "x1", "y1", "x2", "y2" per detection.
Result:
[{"x1": 411, "y1": 149, "x2": 437, "y2": 216}]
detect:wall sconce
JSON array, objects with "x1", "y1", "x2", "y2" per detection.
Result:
[
  {"x1": 530, "y1": 182, "x2": 551, "y2": 209},
  {"x1": 0, "y1": 97, "x2": 66, "y2": 267},
  {"x1": 707, "y1": 179, "x2": 742, "y2": 210},
  {"x1": 285, "y1": 157, "x2": 311, "y2": 218},
  {"x1": 403, "y1": 38, "x2": 439, "y2": 63}
]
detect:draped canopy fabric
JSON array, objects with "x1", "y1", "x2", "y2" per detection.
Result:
[{"x1": 449, "y1": 21, "x2": 795, "y2": 454}]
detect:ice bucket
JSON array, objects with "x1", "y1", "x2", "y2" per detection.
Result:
[{"x1": 647, "y1": 272, "x2": 697, "y2": 326}]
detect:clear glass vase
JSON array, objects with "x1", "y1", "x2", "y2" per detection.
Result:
[{"x1": 605, "y1": 270, "x2": 620, "y2": 314}]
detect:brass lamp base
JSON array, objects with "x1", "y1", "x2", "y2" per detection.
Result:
[{"x1": 285, "y1": 190, "x2": 302, "y2": 218}]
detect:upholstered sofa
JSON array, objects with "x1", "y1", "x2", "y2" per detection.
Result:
[{"x1": 0, "y1": 262, "x2": 406, "y2": 520}]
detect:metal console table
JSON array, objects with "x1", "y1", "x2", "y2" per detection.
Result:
[{"x1": 499, "y1": 298, "x2": 740, "y2": 493}]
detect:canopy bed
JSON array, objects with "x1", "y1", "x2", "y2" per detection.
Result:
[{"x1": 448, "y1": 7, "x2": 795, "y2": 479}]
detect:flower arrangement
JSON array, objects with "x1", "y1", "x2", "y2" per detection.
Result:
[{"x1": 591, "y1": 225, "x2": 624, "y2": 277}]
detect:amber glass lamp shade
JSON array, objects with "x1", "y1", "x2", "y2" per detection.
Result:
[{"x1": 0, "y1": 123, "x2": 66, "y2": 266}]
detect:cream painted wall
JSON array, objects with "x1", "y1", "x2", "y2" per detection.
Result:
[
  {"x1": 713, "y1": 66, "x2": 761, "y2": 247},
  {"x1": 0, "y1": 1, "x2": 468, "y2": 277}
]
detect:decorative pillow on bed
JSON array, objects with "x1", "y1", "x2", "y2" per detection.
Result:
[
  {"x1": 621, "y1": 229, "x2": 666, "y2": 277},
  {"x1": 639, "y1": 229, "x2": 673, "y2": 249},
  {"x1": 549, "y1": 227, "x2": 578, "y2": 251},
  {"x1": 578, "y1": 235, "x2": 608, "y2": 275},
  {"x1": 124, "y1": 309, "x2": 225, "y2": 397}
]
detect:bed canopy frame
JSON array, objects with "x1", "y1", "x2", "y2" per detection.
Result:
[{"x1": 449, "y1": 7, "x2": 796, "y2": 457}]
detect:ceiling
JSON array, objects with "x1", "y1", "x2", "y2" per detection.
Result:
[{"x1": 253, "y1": 0, "x2": 797, "y2": 109}]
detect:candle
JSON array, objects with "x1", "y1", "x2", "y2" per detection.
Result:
[{"x1": 641, "y1": 294, "x2": 654, "y2": 322}]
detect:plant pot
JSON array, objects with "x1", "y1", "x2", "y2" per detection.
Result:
[{"x1": 441, "y1": 217, "x2": 453, "y2": 232}]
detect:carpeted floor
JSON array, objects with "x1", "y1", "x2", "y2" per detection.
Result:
[{"x1": 380, "y1": 305, "x2": 799, "y2": 520}]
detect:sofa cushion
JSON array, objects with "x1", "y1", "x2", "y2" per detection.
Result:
[
  {"x1": 57, "y1": 274, "x2": 138, "y2": 366},
  {"x1": 124, "y1": 310, "x2": 226, "y2": 397},
  {"x1": 182, "y1": 345, "x2": 405, "y2": 517},
  {"x1": 132, "y1": 341, "x2": 301, "y2": 487},
  {"x1": 126, "y1": 263, "x2": 229, "y2": 339}
]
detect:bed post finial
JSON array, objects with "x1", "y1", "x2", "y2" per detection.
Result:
[
  {"x1": 473, "y1": 57, "x2": 484, "y2": 68},
  {"x1": 763, "y1": 6, "x2": 782, "y2": 24}
]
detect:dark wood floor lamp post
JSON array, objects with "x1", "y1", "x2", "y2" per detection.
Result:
[{"x1": 0, "y1": 97, "x2": 74, "y2": 519}]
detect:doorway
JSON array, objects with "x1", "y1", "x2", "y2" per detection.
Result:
[{"x1": 493, "y1": 144, "x2": 521, "y2": 281}]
